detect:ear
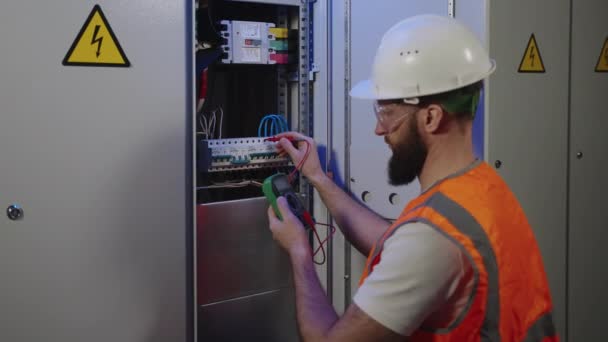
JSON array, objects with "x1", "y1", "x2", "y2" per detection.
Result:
[{"x1": 420, "y1": 104, "x2": 445, "y2": 134}]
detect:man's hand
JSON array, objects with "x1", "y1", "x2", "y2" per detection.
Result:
[
  {"x1": 275, "y1": 132, "x2": 326, "y2": 186},
  {"x1": 268, "y1": 196, "x2": 310, "y2": 257}
]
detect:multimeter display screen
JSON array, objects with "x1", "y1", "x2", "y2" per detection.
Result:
[{"x1": 273, "y1": 176, "x2": 292, "y2": 194}]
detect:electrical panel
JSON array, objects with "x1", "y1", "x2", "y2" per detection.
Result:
[
  {"x1": 198, "y1": 137, "x2": 291, "y2": 173},
  {"x1": 195, "y1": 0, "x2": 307, "y2": 203}
]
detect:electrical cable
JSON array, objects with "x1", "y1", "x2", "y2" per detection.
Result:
[
  {"x1": 199, "y1": 114, "x2": 209, "y2": 139},
  {"x1": 197, "y1": 179, "x2": 263, "y2": 190},
  {"x1": 218, "y1": 106, "x2": 224, "y2": 139},
  {"x1": 302, "y1": 211, "x2": 336, "y2": 265},
  {"x1": 258, "y1": 115, "x2": 290, "y2": 137},
  {"x1": 209, "y1": 110, "x2": 216, "y2": 139},
  {"x1": 258, "y1": 116, "x2": 268, "y2": 137},
  {"x1": 312, "y1": 222, "x2": 337, "y2": 261},
  {"x1": 288, "y1": 139, "x2": 310, "y2": 183}
]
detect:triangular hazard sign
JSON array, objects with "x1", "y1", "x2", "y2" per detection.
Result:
[
  {"x1": 518, "y1": 34, "x2": 545, "y2": 73},
  {"x1": 63, "y1": 5, "x2": 130, "y2": 67},
  {"x1": 595, "y1": 37, "x2": 608, "y2": 72}
]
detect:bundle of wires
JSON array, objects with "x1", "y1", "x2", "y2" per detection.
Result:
[
  {"x1": 258, "y1": 114, "x2": 289, "y2": 137},
  {"x1": 199, "y1": 107, "x2": 223, "y2": 139}
]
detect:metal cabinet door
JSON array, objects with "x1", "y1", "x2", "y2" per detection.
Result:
[
  {"x1": 568, "y1": 1, "x2": 608, "y2": 340},
  {"x1": 488, "y1": 0, "x2": 570, "y2": 336},
  {"x1": 345, "y1": 0, "x2": 457, "y2": 305},
  {"x1": 0, "y1": 1, "x2": 193, "y2": 341}
]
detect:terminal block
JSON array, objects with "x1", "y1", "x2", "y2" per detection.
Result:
[{"x1": 198, "y1": 137, "x2": 292, "y2": 173}]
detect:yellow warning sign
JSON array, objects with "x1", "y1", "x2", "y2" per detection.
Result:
[
  {"x1": 595, "y1": 37, "x2": 608, "y2": 72},
  {"x1": 518, "y1": 34, "x2": 545, "y2": 73},
  {"x1": 63, "y1": 5, "x2": 130, "y2": 67}
]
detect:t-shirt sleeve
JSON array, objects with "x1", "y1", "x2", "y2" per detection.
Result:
[{"x1": 352, "y1": 222, "x2": 466, "y2": 336}]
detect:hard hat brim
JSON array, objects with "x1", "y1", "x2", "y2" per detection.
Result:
[
  {"x1": 349, "y1": 79, "x2": 378, "y2": 100},
  {"x1": 349, "y1": 60, "x2": 497, "y2": 101}
]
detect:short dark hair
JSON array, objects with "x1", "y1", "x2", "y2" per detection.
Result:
[{"x1": 418, "y1": 81, "x2": 483, "y2": 120}]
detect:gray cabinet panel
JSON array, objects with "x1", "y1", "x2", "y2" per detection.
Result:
[
  {"x1": 568, "y1": 1, "x2": 608, "y2": 341},
  {"x1": 0, "y1": 1, "x2": 192, "y2": 341},
  {"x1": 488, "y1": 0, "x2": 569, "y2": 336}
]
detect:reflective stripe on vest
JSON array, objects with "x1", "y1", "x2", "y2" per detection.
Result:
[
  {"x1": 425, "y1": 192, "x2": 501, "y2": 342},
  {"x1": 522, "y1": 312, "x2": 557, "y2": 342}
]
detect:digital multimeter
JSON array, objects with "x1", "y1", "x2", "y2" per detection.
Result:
[{"x1": 262, "y1": 173, "x2": 307, "y2": 224}]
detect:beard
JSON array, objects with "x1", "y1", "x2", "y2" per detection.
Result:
[{"x1": 388, "y1": 118, "x2": 428, "y2": 186}]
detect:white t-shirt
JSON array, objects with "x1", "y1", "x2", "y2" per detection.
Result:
[{"x1": 353, "y1": 222, "x2": 475, "y2": 337}]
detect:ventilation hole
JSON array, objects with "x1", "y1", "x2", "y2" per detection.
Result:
[
  {"x1": 362, "y1": 191, "x2": 372, "y2": 203},
  {"x1": 389, "y1": 193, "x2": 401, "y2": 205}
]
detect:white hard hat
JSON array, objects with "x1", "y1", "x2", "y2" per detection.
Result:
[{"x1": 350, "y1": 14, "x2": 496, "y2": 100}]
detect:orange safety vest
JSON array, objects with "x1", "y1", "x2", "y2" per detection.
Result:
[{"x1": 359, "y1": 161, "x2": 558, "y2": 342}]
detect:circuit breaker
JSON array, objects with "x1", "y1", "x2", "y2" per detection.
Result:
[{"x1": 220, "y1": 20, "x2": 276, "y2": 64}]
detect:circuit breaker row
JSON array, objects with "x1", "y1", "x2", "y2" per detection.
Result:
[{"x1": 198, "y1": 137, "x2": 292, "y2": 173}]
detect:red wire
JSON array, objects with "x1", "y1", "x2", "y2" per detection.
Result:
[
  {"x1": 303, "y1": 211, "x2": 337, "y2": 265},
  {"x1": 312, "y1": 223, "x2": 336, "y2": 261},
  {"x1": 288, "y1": 140, "x2": 310, "y2": 184}
]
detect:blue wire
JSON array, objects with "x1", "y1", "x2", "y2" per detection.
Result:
[
  {"x1": 272, "y1": 115, "x2": 281, "y2": 134},
  {"x1": 258, "y1": 116, "x2": 268, "y2": 137},
  {"x1": 270, "y1": 114, "x2": 285, "y2": 133},
  {"x1": 259, "y1": 115, "x2": 272, "y2": 137},
  {"x1": 258, "y1": 114, "x2": 290, "y2": 137}
]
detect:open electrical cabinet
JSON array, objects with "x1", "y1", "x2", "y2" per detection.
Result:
[
  {"x1": 195, "y1": 0, "x2": 312, "y2": 201},
  {"x1": 194, "y1": 0, "x2": 313, "y2": 340}
]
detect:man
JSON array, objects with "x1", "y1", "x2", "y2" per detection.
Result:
[{"x1": 268, "y1": 15, "x2": 557, "y2": 341}]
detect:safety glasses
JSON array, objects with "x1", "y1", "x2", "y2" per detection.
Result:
[{"x1": 373, "y1": 99, "x2": 419, "y2": 132}]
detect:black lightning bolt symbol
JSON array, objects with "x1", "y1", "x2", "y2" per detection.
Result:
[
  {"x1": 604, "y1": 45, "x2": 608, "y2": 64},
  {"x1": 530, "y1": 46, "x2": 536, "y2": 67},
  {"x1": 91, "y1": 25, "x2": 103, "y2": 58}
]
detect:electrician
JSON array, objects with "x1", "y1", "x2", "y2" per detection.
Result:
[{"x1": 267, "y1": 14, "x2": 557, "y2": 341}]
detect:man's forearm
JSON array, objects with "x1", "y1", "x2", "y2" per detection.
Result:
[
  {"x1": 291, "y1": 247, "x2": 338, "y2": 342},
  {"x1": 310, "y1": 174, "x2": 390, "y2": 256}
]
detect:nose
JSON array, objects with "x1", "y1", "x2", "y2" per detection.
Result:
[{"x1": 375, "y1": 120, "x2": 387, "y2": 136}]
